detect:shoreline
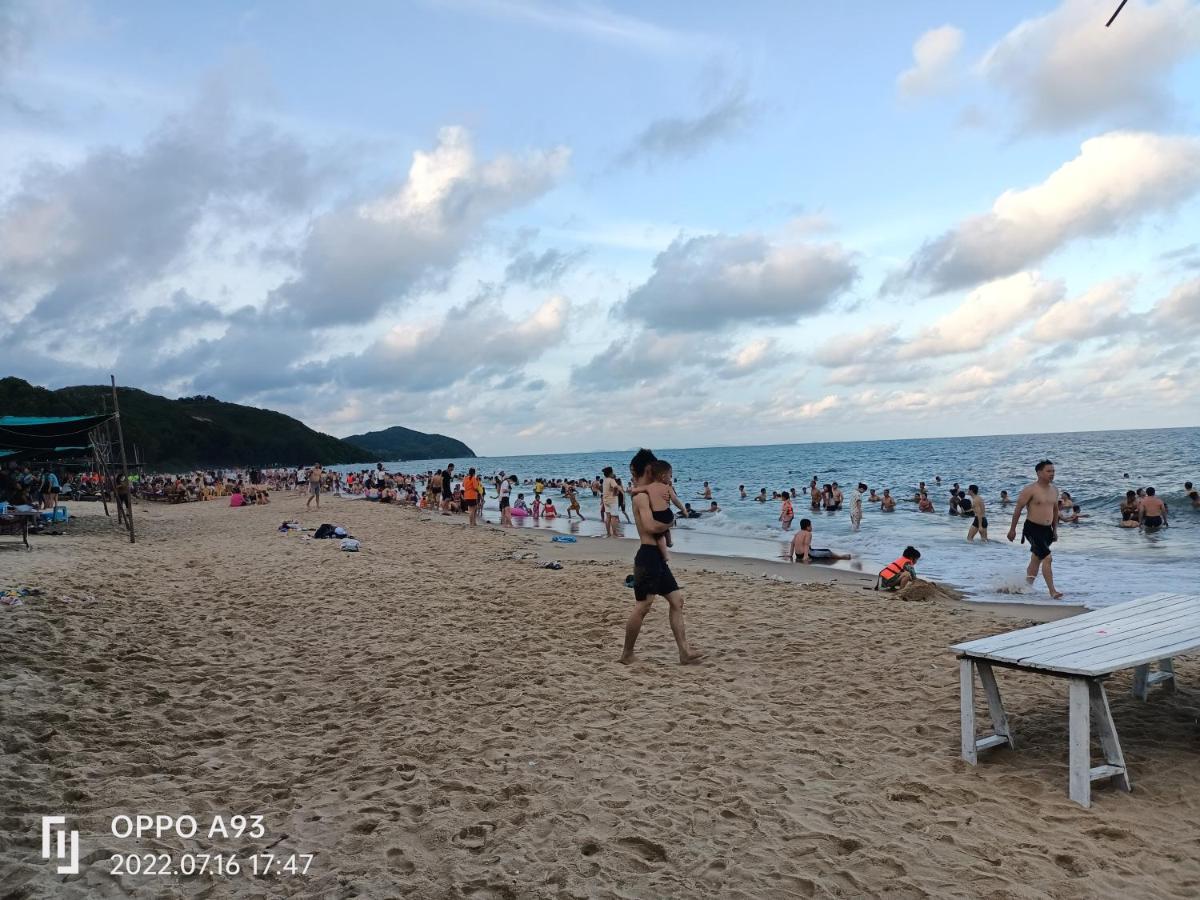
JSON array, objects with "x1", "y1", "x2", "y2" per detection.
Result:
[{"x1": 387, "y1": 497, "x2": 1082, "y2": 625}]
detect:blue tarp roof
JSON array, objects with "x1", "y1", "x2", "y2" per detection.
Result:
[
  {"x1": 0, "y1": 413, "x2": 113, "y2": 452},
  {"x1": 0, "y1": 415, "x2": 108, "y2": 426}
]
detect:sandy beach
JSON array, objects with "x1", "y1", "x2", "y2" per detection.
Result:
[{"x1": 2, "y1": 495, "x2": 1198, "y2": 899}]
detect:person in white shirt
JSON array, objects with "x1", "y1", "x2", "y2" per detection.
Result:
[{"x1": 850, "y1": 483, "x2": 865, "y2": 531}]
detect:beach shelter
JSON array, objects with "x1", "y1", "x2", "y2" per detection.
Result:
[
  {"x1": 0, "y1": 415, "x2": 114, "y2": 453},
  {"x1": 0, "y1": 411, "x2": 137, "y2": 542}
]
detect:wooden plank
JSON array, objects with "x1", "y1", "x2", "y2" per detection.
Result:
[
  {"x1": 1089, "y1": 764, "x2": 1125, "y2": 781},
  {"x1": 1043, "y1": 635, "x2": 1200, "y2": 677},
  {"x1": 961, "y1": 603, "x2": 1200, "y2": 675},
  {"x1": 951, "y1": 593, "x2": 1187, "y2": 655},
  {"x1": 1032, "y1": 617, "x2": 1200, "y2": 669},
  {"x1": 1089, "y1": 680, "x2": 1131, "y2": 792},
  {"x1": 1006, "y1": 600, "x2": 1200, "y2": 658},
  {"x1": 988, "y1": 599, "x2": 1200, "y2": 663},
  {"x1": 960, "y1": 659, "x2": 977, "y2": 765},
  {"x1": 1157, "y1": 658, "x2": 1176, "y2": 695},
  {"x1": 953, "y1": 603, "x2": 1198, "y2": 666},
  {"x1": 1069, "y1": 678, "x2": 1092, "y2": 808},
  {"x1": 978, "y1": 662, "x2": 1014, "y2": 749},
  {"x1": 976, "y1": 734, "x2": 1008, "y2": 751}
]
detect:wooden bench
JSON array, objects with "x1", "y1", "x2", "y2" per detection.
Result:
[{"x1": 951, "y1": 592, "x2": 1198, "y2": 808}]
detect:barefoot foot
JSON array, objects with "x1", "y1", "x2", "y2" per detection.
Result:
[
  {"x1": 618, "y1": 654, "x2": 635, "y2": 665},
  {"x1": 1050, "y1": 591, "x2": 1064, "y2": 600},
  {"x1": 679, "y1": 650, "x2": 706, "y2": 665}
]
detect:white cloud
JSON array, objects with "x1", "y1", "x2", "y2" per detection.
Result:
[
  {"x1": 270, "y1": 126, "x2": 569, "y2": 325},
  {"x1": 889, "y1": 132, "x2": 1200, "y2": 293},
  {"x1": 717, "y1": 336, "x2": 783, "y2": 378},
  {"x1": 898, "y1": 272, "x2": 1064, "y2": 359},
  {"x1": 438, "y1": 0, "x2": 711, "y2": 55},
  {"x1": 317, "y1": 294, "x2": 571, "y2": 391},
  {"x1": 810, "y1": 324, "x2": 899, "y2": 368},
  {"x1": 616, "y1": 84, "x2": 756, "y2": 167},
  {"x1": 898, "y1": 25, "x2": 964, "y2": 98},
  {"x1": 571, "y1": 329, "x2": 713, "y2": 388},
  {"x1": 980, "y1": 0, "x2": 1200, "y2": 132},
  {"x1": 1027, "y1": 277, "x2": 1134, "y2": 342},
  {"x1": 617, "y1": 232, "x2": 857, "y2": 332},
  {"x1": 1150, "y1": 275, "x2": 1200, "y2": 332}
]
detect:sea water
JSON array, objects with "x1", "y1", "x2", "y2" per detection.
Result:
[{"x1": 336, "y1": 427, "x2": 1199, "y2": 609}]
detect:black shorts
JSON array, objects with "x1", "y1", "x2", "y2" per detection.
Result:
[
  {"x1": 632, "y1": 545, "x2": 679, "y2": 602},
  {"x1": 465, "y1": 499, "x2": 477, "y2": 508},
  {"x1": 499, "y1": 497, "x2": 510, "y2": 510},
  {"x1": 1143, "y1": 515, "x2": 1163, "y2": 527},
  {"x1": 1022, "y1": 520, "x2": 1055, "y2": 559},
  {"x1": 972, "y1": 516, "x2": 988, "y2": 528}
]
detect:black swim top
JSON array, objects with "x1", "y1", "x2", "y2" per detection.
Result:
[{"x1": 652, "y1": 508, "x2": 675, "y2": 525}]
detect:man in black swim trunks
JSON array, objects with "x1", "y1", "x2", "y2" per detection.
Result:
[
  {"x1": 966, "y1": 484, "x2": 988, "y2": 542},
  {"x1": 441, "y1": 462, "x2": 455, "y2": 511},
  {"x1": 1007, "y1": 460, "x2": 1063, "y2": 599},
  {"x1": 619, "y1": 448, "x2": 704, "y2": 666}
]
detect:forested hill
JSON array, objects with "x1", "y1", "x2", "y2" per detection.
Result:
[
  {"x1": 0, "y1": 377, "x2": 372, "y2": 468},
  {"x1": 343, "y1": 425, "x2": 475, "y2": 461}
]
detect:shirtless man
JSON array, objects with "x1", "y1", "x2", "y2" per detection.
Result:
[
  {"x1": 789, "y1": 519, "x2": 851, "y2": 563},
  {"x1": 601, "y1": 466, "x2": 622, "y2": 536},
  {"x1": 1139, "y1": 487, "x2": 1168, "y2": 530},
  {"x1": 306, "y1": 463, "x2": 323, "y2": 509},
  {"x1": 1007, "y1": 460, "x2": 1063, "y2": 599},
  {"x1": 619, "y1": 448, "x2": 703, "y2": 666},
  {"x1": 966, "y1": 484, "x2": 988, "y2": 542},
  {"x1": 702, "y1": 481, "x2": 712, "y2": 500}
]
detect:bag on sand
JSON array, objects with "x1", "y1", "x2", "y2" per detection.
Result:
[
  {"x1": 340, "y1": 538, "x2": 360, "y2": 552},
  {"x1": 313, "y1": 523, "x2": 336, "y2": 539}
]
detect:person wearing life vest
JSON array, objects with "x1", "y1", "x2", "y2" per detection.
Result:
[{"x1": 877, "y1": 546, "x2": 921, "y2": 590}]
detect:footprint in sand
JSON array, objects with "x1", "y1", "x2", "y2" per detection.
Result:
[
  {"x1": 452, "y1": 823, "x2": 495, "y2": 852},
  {"x1": 617, "y1": 836, "x2": 668, "y2": 863},
  {"x1": 395, "y1": 763, "x2": 418, "y2": 783},
  {"x1": 385, "y1": 848, "x2": 416, "y2": 874}
]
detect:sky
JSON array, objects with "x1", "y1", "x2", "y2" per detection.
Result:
[{"x1": 1, "y1": 0, "x2": 1199, "y2": 456}]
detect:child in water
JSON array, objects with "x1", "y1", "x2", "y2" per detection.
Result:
[
  {"x1": 631, "y1": 459, "x2": 686, "y2": 560},
  {"x1": 779, "y1": 491, "x2": 794, "y2": 530},
  {"x1": 543, "y1": 498, "x2": 557, "y2": 519}
]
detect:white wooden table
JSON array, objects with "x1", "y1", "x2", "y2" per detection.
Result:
[{"x1": 951, "y1": 593, "x2": 1199, "y2": 808}]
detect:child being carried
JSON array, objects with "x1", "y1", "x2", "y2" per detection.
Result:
[{"x1": 630, "y1": 459, "x2": 687, "y2": 560}]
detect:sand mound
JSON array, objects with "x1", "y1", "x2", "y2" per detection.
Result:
[{"x1": 895, "y1": 578, "x2": 960, "y2": 603}]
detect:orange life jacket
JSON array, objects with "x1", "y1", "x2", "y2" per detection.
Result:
[{"x1": 879, "y1": 556, "x2": 913, "y2": 582}]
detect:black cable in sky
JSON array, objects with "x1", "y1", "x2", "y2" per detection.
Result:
[{"x1": 1106, "y1": 0, "x2": 1129, "y2": 27}]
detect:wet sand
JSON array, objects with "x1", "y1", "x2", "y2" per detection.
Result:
[{"x1": 1, "y1": 495, "x2": 1197, "y2": 898}]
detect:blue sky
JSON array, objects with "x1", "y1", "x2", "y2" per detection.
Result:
[{"x1": 1, "y1": 0, "x2": 1199, "y2": 454}]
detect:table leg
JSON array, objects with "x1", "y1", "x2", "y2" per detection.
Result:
[
  {"x1": 977, "y1": 662, "x2": 1015, "y2": 750},
  {"x1": 1089, "y1": 680, "x2": 1131, "y2": 793},
  {"x1": 960, "y1": 658, "x2": 977, "y2": 765},
  {"x1": 1068, "y1": 677, "x2": 1091, "y2": 808}
]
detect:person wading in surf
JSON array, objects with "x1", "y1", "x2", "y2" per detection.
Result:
[{"x1": 1007, "y1": 460, "x2": 1063, "y2": 600}]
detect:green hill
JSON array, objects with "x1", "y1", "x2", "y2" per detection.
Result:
[
  {"x1": 0, "y1": 377, "x2": 374, "y2": 469},
  {"x1": 343, "y1": 425, "x2": 475, "y2": 462}
]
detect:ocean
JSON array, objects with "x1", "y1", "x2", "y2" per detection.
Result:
[{"x1": 333, "y1": 427, "x2": 1199, "y2": 609}]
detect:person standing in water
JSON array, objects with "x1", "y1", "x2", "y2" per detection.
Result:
[
  {"x1": 966, "y1": 484, "x2": 988, "y2": 542},
  {"x1": 1007, "y1": 460, "x2": 1063, "y2": 599},
  {"x1": 620, "y1": 448, "x2": 703, "y2": 666},
  {"x1": 850, "y1": 483, "x2": 865, "y2": 531}
]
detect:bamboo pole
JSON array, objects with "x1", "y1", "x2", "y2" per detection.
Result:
[{"x1": 110, "y1": 376, "x2": 135, "y2": 544}]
